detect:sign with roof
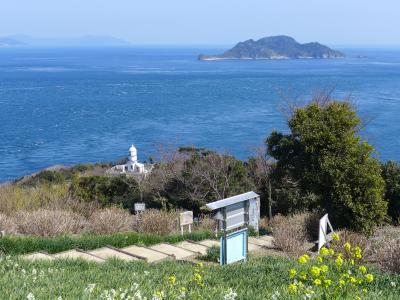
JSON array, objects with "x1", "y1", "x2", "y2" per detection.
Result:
[
  {"x1": 206, "y1": 191, "x2": 260, "y2": 232},
  {"x1": 206, "y1": 191, "x2": 260, "y2": 265}
]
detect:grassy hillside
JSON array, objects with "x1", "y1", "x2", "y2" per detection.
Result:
[{"x1": 0, "y1": 255, "x2": 399, "y2": 299}]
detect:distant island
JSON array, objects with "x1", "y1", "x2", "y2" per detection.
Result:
[
  {"x1": 199, "y1": 35, "x2": 345, "y2": 60},
  {"x1": 0, "y1": 35, "x2": 131, "y2": 48}
]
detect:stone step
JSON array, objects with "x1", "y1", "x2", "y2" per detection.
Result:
[
  {"x1": 259, "y1": 235, "x2": 274, "y2": 243},
  {"x1": 197, "y1": 239, "x2": 220, "y2": 248},
  {"x1": 248, "y1": 242, "x2": 263, "y2": 252},
  {"x1": 23, "y1": 252, "x2": 54, "y2": 261},
  {"x1": 53, "y1": 249, "x2": 104, "y2": 262},
  {"x1": 88, "y1": 247, "x2": 139, "y2": 262},
  {"x1": 248, "y1": 236, "x2": 274, "y2": 248},
  {"x1": 149, "y1": 243, "x2": 196, "y2": 260},
  {"x1": 175, "y1": 241, "x2": 208, "y2": 256},
  {"x1": 120, "y1": 245, "x2": 172, "y2": 263}
]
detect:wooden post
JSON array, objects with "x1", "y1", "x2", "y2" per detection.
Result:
[{"x1": 268, "y1": 180, "x2": 273, "y2": 220}]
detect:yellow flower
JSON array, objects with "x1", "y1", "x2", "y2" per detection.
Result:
[
  {"x1": 180, "y1": 287, "x2": 187, "y2": 292},
  {"x1": 344, "y1": 242, "x2": 351, "y2": 251},
  {"x1": 335, "y1": 256, "x2": 343, "y2": 267},
  {"x1": 362, "y1": 288, "x2": 368, "y2": 294},
  {"x1": 297, "y1": 255, "x2": 309, "y2": 264},
  {"x1": 314, "y1": 279, "x2": 322, "y2": 286},
  {"x1": 320, "y1": 247, "x2": 330, "y2": 256},
  {"x1": 321, "y1": 265, "x2": 328, "y2": 273},
  {"x1": 328, "y1": 248, "x2": 335, "y2": 256},
  {"x1": 197, "y1": 262, "x2": 204, "y2": 268},
  {"x1": 310, "y1": 266, "x2": 321, "y2": 277},
  {"x1": 168, "y1": 275, "x2": 176, "y2": 285},
  {"x1": 353, "y1": 247, "x2": 362, "y2": 259},
  {"x1": 288, "y1": 283, "x2": 298, "y2": 294},
  {"x1": 350, "y1": 276, "x2": 357, "y2": 284},
  {"x1": 339, "y1": 279, "x2": 346, "y2": 286},
  {"x1": 289, "y1": 268, "x2": 297, "y2": 278},
  {"x1": 356, "y1": 297, "x2": 361, "y2": 300},
  {"x1": 300, "y1": 274, "x2": 307, "y2": 281},
  {"x1": 359, "y1": 266, "x2": 367, "y2": 274},
  {"x1": 350, "y1": 259, "x2": 355, "y2": 265},
  {"x1": 316, "y1": 256, "x2": 323, "y2": 263},
  {"x1": 324, "y1": 279, "x2": 332, "y2": 287},
  {"x1": 365, "y1": 274, "x2": 374, "y2": 283},
  {"x1": 332, "y1": 233, "x2": 340, "y2": 241}
]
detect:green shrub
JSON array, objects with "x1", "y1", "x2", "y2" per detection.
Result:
[
  {"x1": 199, "y1": 245, "x2": 220, "y2": 263},
  {"x1": 381, "y1": 161, "x2": 400, "y2": 224},
  {"x1": 267, "y1": 99, "x2": 387, "y2": 234}
]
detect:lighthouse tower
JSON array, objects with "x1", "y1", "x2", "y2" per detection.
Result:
[{"x1": 129, "y1": 145, "x2": 138, "y2": 163}]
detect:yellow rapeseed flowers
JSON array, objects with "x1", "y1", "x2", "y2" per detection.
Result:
[
  {"x1": 332, "y1": 233, "x2": 340, "y2": 241},
  {"x1": 335, "y1": 256, "x2": 344, "y2": 267},
  {"x1": 344, "y1": 242, "x2": 351, "y2": 251},
  {"x1": 365, "y1": 274, "x2": 374, "y2": 283},
  {"x1": 288, "y1": 283, "x2": 298, "y2": 294},
  {"x1": 289, "y1": 268, "x2": 297, "y2": 278},
  {"x1": 359, "y1": 266, "x2": 367, "y2": 274}
]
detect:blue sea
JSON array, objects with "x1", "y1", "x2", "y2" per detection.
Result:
[{"x1": 0, "y1": 47, "x2": 400, "y2": 182}]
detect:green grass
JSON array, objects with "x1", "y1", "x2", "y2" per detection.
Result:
[
  {"x1": 0, "y1": 255, "x2": 399, "y2": 299},
  {"x1": 0, "y1": 231, "x2": 214, "y2": 255}
]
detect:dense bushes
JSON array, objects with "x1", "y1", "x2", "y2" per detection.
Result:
[
  {"x1": 381, "y1": 161, "x2": 400, "y2": 224},
  {"x1": 271, "y1": 212, "x2": 319, "y2": 256},
  {"x1": 267, "y1": 99, "x2": 387, "y2": 233},
  {"x1": 70, "y1": 175, "x2": 140, "y2": 210}
]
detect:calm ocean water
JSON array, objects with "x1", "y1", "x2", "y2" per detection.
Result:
[{"x1": 0, "y1": 47, "x2": 399, "y2": 182}]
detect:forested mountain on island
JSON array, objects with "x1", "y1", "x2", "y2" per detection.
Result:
[{"x1": 199, "y1": 35, "x2": 345, "y2": 60}]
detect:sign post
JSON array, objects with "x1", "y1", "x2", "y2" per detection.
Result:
[
  {"x1": 134, "y1": 203, "x2": 146, "y2": 214},
  {"x1": 179, "y1": 211, "x2": 193, "y2": 235}
]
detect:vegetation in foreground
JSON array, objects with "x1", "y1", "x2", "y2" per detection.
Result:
[
  {"x1": 0, "y1": 230, "x2": 214, "y2": 255},
  {"x1": 0, "y1": 254, "x2": 399, "y2": 300}
]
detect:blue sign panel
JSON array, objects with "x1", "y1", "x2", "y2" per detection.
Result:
[{"x1": 220, "y1": 228, "x2": 248, "y2": 265}]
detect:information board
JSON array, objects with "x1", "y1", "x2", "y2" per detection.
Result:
[
  {"x1": 179, "y1": 211, "x2": 193, "y2": 226},
  {"x1": 134, "y1": 202, "x2": 146, "y2": 213},
  {"x1": 220, "y1": 228, "x2": 248, "y2": 265}
]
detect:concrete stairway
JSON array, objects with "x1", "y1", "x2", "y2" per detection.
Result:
[{"x1": 22, "y1": 235, "x2": 275, "y2": 263}]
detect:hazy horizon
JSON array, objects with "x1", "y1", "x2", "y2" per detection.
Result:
[{"x1": 1, "y1": 0, "x2": 400, "y2": 47}]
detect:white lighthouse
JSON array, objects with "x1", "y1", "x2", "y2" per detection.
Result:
[{"x1": 109, "y1": 145, "x2": 152, "y2": 175}]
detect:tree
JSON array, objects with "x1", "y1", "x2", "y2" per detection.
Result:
[
  {"x1": 248, "y1": 147, "x2": 274, "y2": 218},
  {"x1": 145, "y1": 147, "x2": 253, "y2": 212},
  {"x1": 381, "y1": 161, "x2": 400, "y2": 224},
  {"x1": 267, "y1": 97, "x2": 387, "y2": 233}
]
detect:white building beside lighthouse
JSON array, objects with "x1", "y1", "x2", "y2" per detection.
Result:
[{"x1": 108, "y1": 145, "x2": 152, "y2": 175}]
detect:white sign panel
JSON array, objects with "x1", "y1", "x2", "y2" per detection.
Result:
[
  {"x1": 318, "y1": 214, "x2": 334, "y2": 251},
  {"x1": 134, "y1": 203, "x2": 146, "y2": 212},
  {"x1": 179, "y1": 211, "x2": 193, "y2": 226}
]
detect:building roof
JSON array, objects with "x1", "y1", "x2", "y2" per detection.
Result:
[{"x1": 206, "y1": 191, "x2": 259, "y2": 211}]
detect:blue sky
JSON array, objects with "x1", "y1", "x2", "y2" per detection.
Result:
[{"x1": 1, "y1": 0, "x2": 399, "y2": 46}]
